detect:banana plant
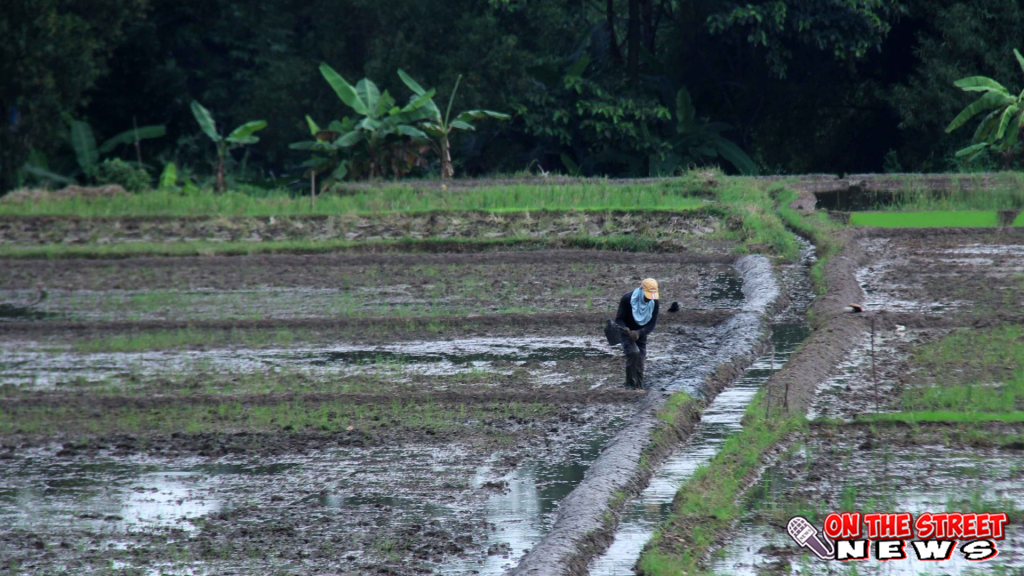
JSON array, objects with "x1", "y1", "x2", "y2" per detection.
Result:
[
  {"x1": 651, "y1": 88, "x2": 758, "y2": 176},
  {"x1": 69, "y1": 120, "x2": 166, "y2": 179},
  {"x1": 397, "y1": 70, "x2": 509, "y2": 180},
  {"x1": 317, "y1": 63, "x2": 435, "y2": 179},
  {"x1": 945, "y1": 49, "x2": 1024, "y2": 164},
  {"x1": 290, "y1": 116, "x2": 353, "y2": 197},
  {"x1": 190, "y1": 101, "x2": 267, "y2": 191}
]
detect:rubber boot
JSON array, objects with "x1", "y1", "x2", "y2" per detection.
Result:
[{"x1": 623, "y1": 342, "x2": 646, "y2": 389}]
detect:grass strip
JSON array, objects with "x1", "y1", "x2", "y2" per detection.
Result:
[
  {"x1": 776, "y1": 186, "x2": 845, "y2": 296},
  {"x1": 715, "y1": 177, "x2": 801, "y2": 260},
  {"x1": 0, "y1": 397, "x2": 557, "y2": 436},
  {"x1": 856, "y1": 411, "x2": 1024, "y2": 424},
  {"x1": 71, "y1": 327, "x2": 300, "y2": 353},
  {"x1": 849, "y1": 211, "x2": 999, "y2": 228},
  {"x1": 887, "y1": 173, "x2": 1024, "y2": 211},
  {"x1": 637, "y1": 392, "x2": 806, "y2": 575},
  {"x1": 0, "y1": 181, "x2": 707, "y2": 218}
]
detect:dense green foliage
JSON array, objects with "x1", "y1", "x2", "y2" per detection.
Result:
[
  {"x1": 944, "y1": 49, "x2": 1024, "y2": 165},
  {"x1": 5, "y1": 0, "x2": 1024, "y2": 191},
  {"x1": 95, "y1": 158, "x2": 152, "y2": 192},
  {"x1": 0, "y1": 0, "x2": 145, "y2": 191}
]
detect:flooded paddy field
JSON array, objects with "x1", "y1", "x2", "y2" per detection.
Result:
[
  {"x1": 697, "y1": 226, "x2": 1024, "y2": 576},
  {"x1": 0, "y1": 243, "x2": 763, "y2": 575},
  {"x1": 711, "y1": 430, "x2": 1024, "y2": 576},
  {"x1": 856, "y1": 231, "x2": 1024, "y2": 316}
]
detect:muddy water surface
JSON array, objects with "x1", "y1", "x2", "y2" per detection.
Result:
[
  {"x1": 709, "y1": 442, "x2": 1024, "y2": 576},
  {"x1": 0, "y1": 336, "x2": 619, "y2": 389}
]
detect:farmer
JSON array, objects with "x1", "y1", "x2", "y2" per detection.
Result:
[{"x1": 614, "y1": 278, "x2": 659, "y2": 389}]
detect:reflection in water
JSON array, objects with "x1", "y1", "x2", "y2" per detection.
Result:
[
  {"x1": 119, "y1": 471, "x2": 219, "y2": 531},
  {"x1": 1, "y1": 337, "x2": 613, "y2": 389},
  {"x1": 441, "y1": 428, "x2": 615, "y2": 575},
  {"x1": 0, "y1": 457, "x2": 298, "y2": 534},
  {"x1": 590, "y1": 322, "x2": 811, "y2": 576},
  {"x1": 710, "y1": 446, "x2": 1024, "y2": 576}
]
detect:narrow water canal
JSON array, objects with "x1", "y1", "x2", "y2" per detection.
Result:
[{"x1": 587, "y1": 323, "x2": 810, "y2": 575}]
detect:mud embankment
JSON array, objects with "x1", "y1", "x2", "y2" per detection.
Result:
[
  {"x1": 507, "y1": 255, "x2": 782, "y2": 576},
  {"x1": 0, "y1": 211, "x2": 722, "y2": 246},
  {"x1": 771, "y1": 191, "x2": 870, "y2": 414}
]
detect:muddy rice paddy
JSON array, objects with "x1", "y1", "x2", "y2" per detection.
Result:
[
  {"x1": 0, "y1": 239, "x2": 763, "y2": 575},
  {"x1": 4, "y1": 184, "x2": 1024, "y2": 576}
]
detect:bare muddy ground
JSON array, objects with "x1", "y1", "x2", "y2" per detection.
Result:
[
  {"x1": 1, "y1": 411, "x2": 627, "y2": 576},
  {"x1": 856, "y1": 230, "x2": 1024, "y2": 317},
  {"x1": 0, "y1": 250, "x2": 739, "y2": 323},
  {"x1": 0, "y1": 210, "x2": 722, "y2": 246}
]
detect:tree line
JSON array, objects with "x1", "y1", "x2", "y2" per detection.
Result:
[{"x1": 2, "y1": 0, "x2": 1023, "y2": 192}]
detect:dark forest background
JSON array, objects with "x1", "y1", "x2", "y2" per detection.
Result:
[{"x1": 3, "y1": 0, "x2": 1024, "y2": 192}]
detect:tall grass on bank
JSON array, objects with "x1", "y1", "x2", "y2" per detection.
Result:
[
  {"x1": 0, "y1": 180, "x2": 708, "y2": 218},
  {"x1": 716, "y1": 178, "x2": 802, "y2": 260},
  {"x1": 888, "y1": 172, "x2": 1024, "y2": 211},
  {"x1": 849, "y1": 211, "x2": 1000, "y2": 228},
  {"x1": 776, "y1": 186, "x2": 844, "y2": 295}
]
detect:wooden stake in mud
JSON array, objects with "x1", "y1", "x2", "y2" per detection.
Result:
[
  {"x1": 871, "y1": 318, "x2": 878, "y2": 415},
  {"x1": 133, "y1": 116, "x2": 144, "y2": 168},
  {"x1": 765, "y1": 343, "x2": 776, "y2": 420}
]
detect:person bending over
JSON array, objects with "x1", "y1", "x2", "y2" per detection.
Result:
[{"x1": 615, "y1": 278, "x2": 659, "y2": 389}]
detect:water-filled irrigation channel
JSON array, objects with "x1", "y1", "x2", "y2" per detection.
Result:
[{"x1": 588, "y1": 323, "x2": 810, "y2": 575}]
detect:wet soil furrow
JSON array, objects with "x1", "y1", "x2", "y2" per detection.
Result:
[
  {"x1": 0, "y1": 310, "x2": 735, "y2": 336},
  {"x1": 1, "y1": 388, "x2": 645, "y2": 409},
  {"x1": 0, "y1": 211, "x2": 723, "y2": 246}
]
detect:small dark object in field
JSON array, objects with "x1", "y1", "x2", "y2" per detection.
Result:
[
  {"x1": 668, "y1": 301, "x2": 681, "y2": 313},
  {"x1": 604, "y1": 319, "x2": 623, "y2": 346}
]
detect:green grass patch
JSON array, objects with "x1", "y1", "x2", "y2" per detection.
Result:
[
  {"x1": 0, "y1": 397, "x2": 557, "y2": 436},
  {"x1": 72, "y1": 327, "x2": 298, "y2": 353},
  {"x1": 848, "y1": 211, "x2": 999, "y2": 228},
  {"x1": 1, "y1": 180, "x2": 708, "y2": 218},
  {"x1": 914, "y1": 325, "x2": 1024, "y2": 386},
  {"x1": 857, "y1": 411, "x2": 1024, "y2": 424},
  {"x1": 716, "y1": 178, "x2": 801, "y2": 260},
  {"x1": 885, "y1": 325, "x2": 1024, "y2": 421}
]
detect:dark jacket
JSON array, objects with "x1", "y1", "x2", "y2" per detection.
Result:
[{"x1": 615, "y1": 291, "x2": 659, "y2": 344}]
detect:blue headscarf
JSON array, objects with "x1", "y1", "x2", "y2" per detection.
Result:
[{"x1": 630, "y1": 287, "x2": 654, "y2": 326}]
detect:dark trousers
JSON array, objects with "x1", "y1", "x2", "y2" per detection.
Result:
[{"x1": 622, "y1": 339, "x2": 647, "y2": 389}]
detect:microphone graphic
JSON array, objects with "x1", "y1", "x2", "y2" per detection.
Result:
[{"x1": 787, "y1": 516, "x2": 835, "y2": 560}]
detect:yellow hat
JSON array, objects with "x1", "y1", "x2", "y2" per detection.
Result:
[{"x1": 641, "y1": 278, "x2": 659, "y2": 300}]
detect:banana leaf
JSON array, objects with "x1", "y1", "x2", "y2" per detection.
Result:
[
  {"x1": 98, "y1": 125, "x2": 166, "y2": 155},
  {"x1": 69, "y1": 120, "x2": 99, "y2": 176},
  {"x1": 320, "y1": 63, "x2": 368, "y2": 115},
  {"x1": 190, "y1": 101, "x2": 220, "y2": 142}
]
